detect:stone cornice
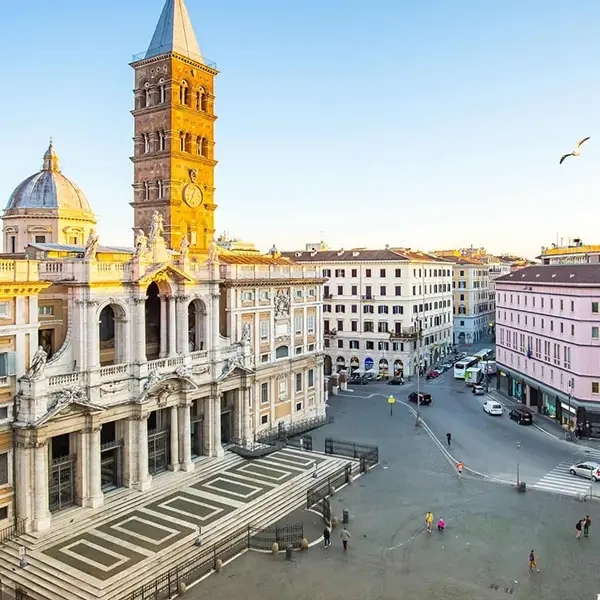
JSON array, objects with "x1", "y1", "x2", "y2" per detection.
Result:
[
  {"x1": 130, "y1": 52, "x2": 219, "y2": 76},
  {"x1": 0, "y1": 282, "x2": 51, "y2": 296},
  {"x1": 220, "y1": 278, "x2": 326, "y2": 289}
]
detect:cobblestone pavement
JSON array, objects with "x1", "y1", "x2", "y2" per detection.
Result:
[{"x1": 188, "y1": 396, "x2": 600, "y2": 600}]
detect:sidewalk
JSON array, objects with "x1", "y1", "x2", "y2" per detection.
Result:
[{"x1": 486, "y1": 388, "x2": 600, "y2": 449}]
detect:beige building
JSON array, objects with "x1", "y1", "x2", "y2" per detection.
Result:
[{"x1": 2, "y1": 0, "x2": 326, "y2": 535}]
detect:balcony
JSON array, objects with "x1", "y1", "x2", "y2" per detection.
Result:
[
  {"x1": 324, "y1": 294, "x2": 333, "y2": 300},
  {"x1": 389, "y1": 327, "x2": 419, "y2": 341},
  {"x1": 361, "y1": 295, "x2": 375, "y2": 301},
  {"x1": 324, "y1": 329, "x2": 337, "y2": 338},
  {"x1": 0, "y1": 260, "x2": 41, "y2": 282}
]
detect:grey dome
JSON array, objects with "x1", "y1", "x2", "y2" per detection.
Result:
[{"x1": 5, "y1": 143, "x2": 93, "y2": 214}]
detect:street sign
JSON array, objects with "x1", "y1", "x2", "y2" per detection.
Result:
[
  {"x1": 388, "y1": 395, "x2": 395, "y2": 416},
  {"x1": 387, "y1": 395, "x2": 396, "y2": 404}
]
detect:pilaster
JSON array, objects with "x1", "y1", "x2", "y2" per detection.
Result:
[
  {"x1": 179, "y1": 403, "x2": 193, "y2": 471},
  {"x1": 241, "y1": 387, "x2": 251, "y2": 443},
  {"x1": 168, "y1": 295, "x2": 177, "y2": 357},
  {"x1": 159, "y1": 295, "x2": 168, "y2": 358},
  {"x1": 211, "y1": 393, "x2": 223, "y2": 457},
  {"x1": 86, "y1": 426, "x2": 103, "y2": 508},
  {"x1": 211, "y1": 293, "x2": 220, "y2": 349},
  {"x1": 132, "y1": 296, "x2": 147, "y2": 363},
  {"x1": 32, "y1": 442, "x2": 51, "y2": 532},
  {"x1": 14, "y1": 438, "x2": 34, "y2": 530},
  {"x1": 86, "y1": 300, "x2": 100, "y2": 370},
  {"x1": 136, "y1": 416, "x2": 152, "y2": 491},
  {"x1": 176, "y1": 296, "x2": 190, "y2": 354},
  {"x1": 168, "y1": 405, "x2": 180, "y2": 471},
  {"x1": 202, "y1": 396, "x2": 213, "y2": 456}
]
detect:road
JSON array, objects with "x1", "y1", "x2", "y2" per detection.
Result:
[{"x1": 345, "y1": 367, "x2": 600, "y2": 497}]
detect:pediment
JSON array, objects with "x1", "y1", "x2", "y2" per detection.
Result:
[
  {"x1": 136, "y1": 263, "x2": 195, "y2": 285},
  {"x1": 35, "y1": 395, "x2": 104, "y2": 427},
  {"x1": 216, "y1": 362, "x2": 254, "y2": 383}
]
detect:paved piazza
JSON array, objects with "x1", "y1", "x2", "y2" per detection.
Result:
[{"x1": 40, "y1": 449, "x2": 327, "y2": 582}]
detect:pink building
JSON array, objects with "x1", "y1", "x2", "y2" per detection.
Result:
[{"x1": 495, "y1": 264, "x2": 600, "y2": 437}]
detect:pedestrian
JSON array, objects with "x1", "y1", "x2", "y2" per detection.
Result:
[
  {"x1": 340, "y1": 525, "x2": 351, "y2": 551},
  {"x1": 425, "y1": 511, "x2": 433, "y2": 533},
  {"x1": 299, "y1": 437, "x2": 304, "y2": 450},
  {"x1": 456, "y1": 461, "x2": 464, "y2": 477},
  {"x1": 584, "y1": 515, "x2": 592, "y2": 538},
  {"x1": 528, "y1": 549, "x2": 539, "y2": 572},
  {"x1": 576, "y1": 519, "x2": 583, "y2": 539},
  {"x1": 323, "y1": 527, "x2": 331, "y2": 548},
  {"x1": 446, "y1": 433, "x2": 452, "y2": 446},
  {"x1": 437, "y1": 518, "x2": 445, "y2": 532}
]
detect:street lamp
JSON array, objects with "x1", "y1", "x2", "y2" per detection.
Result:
[
  {"x1": 516, "y1": 440, "x2": 521, "y2": 487},
  {"x1": 567, "y1": 380, "x2": 573, "y2": 434}
]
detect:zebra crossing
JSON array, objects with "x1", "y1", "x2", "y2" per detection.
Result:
[{"x1": 531, "y1": 448, "x2": 600, "y2": 497}]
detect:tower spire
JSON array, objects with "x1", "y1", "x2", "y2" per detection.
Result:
[{"x1": 145, "y1": 0, "x2": 204, "y2": 63}]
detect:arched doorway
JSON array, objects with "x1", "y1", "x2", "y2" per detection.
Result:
[
  {"x1": 187, "y1": 299, "x2": 207, "y2": 352},
  {"x1": 378, "y1": 358, "x2": 389, "y2": 378},
  {"x1": 393, "y1": 359, "x2": 403, "y2": 377},
  {"x1": 145, "y1": 282, "x2": 161, "y2": 360},
  {"x1": 349, "y1": 356, "x2": 360, "y2": 374},
  {"x1": 324, "y1": 355, "x2": 332, "y2": 376},
  {"x1": 99, "y1": 303, "x2": 126, "y2": 366},
  {"x1": 364, "y1": 357, "x2": 374, "y2": 372},
  {"x1": 336, "y1": 356, "x2": 345, "y2": 372},
  {"x1": 458, "y1": 332, "x2": 466, "y2": 345}
]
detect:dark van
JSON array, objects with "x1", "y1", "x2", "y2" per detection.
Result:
[{"x1": 509, "y1": 406, "x2": 533, "y2": 425}]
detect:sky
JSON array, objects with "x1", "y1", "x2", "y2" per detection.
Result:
[{"x1": 1, "y1": 0, "x2": 600, "y2": 259}]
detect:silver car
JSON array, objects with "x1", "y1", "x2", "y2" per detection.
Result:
[{"x1": 569, "y1": 461, "x2": 600, "y2": 482}]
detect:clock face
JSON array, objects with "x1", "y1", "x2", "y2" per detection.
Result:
[{"x1": 183, "y1": 184, "x2": 203, "y2": 208}]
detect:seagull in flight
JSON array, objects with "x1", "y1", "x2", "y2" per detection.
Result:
[{"x1": 560, "y1": 136, "x2": 590, "y2": 164}]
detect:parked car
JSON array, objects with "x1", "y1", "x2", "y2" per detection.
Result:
[
  {"x1": 426, "y1": 370, "x2": 440, "y2": 379},
  {"x1": 408, "y1": 392, "x2": 432, "y2": 405},
  {"x1": 482, "y1": 400, "x2": 503, "y2": 416},
  {"x1": 350, "y1": 376, "x2": 369, "y2": 385},
  {"x1": 388, "y1": 377, "x2": 404, "y2": 385},
  {"x1": 508, "y1": 406, "x2": 533, "y2": 425},
  {"x1": 472, "y1": 385, "x2": 485, "y2": 396},
  {"x1": 569, "y1": 461, "x2": 600, "y2": 482},
  {"x1": 441, "y1": 363, "x2": 453, "y2": 371}
]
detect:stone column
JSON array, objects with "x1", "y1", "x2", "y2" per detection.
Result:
[
  {"x1": 180, "y1": 403, "x2": 193, "y2": 471},
  {"x1": 241, "y1": 387, "x2": 251, "y2": 443},
  {"x1": 168, "y1": 405, "x2": 180, "y2": 471},
  {"x1": 211, "y1": 292, "x2": 220, "y2": 349},
  {"x1": 159, "y1": 296, "x2": 168, "y2": 358},
  {"x1": 202, "y1": 396, "x2": 214, "y2": 456},
  {"x1": 33, "y1": 442, "x2": 51, "y2": 532},
  {"x1": 86, "y1": 426, "x2": 103, "y2": 508},
  {"x1": 87, "y1": 300, "x2": 100, "y2": 370},
  {"x1": 168, "y1": 296, "x2": 177, "y2": 357},
  {"x1": 133, "y1": 297, "x2": 147, "y2": 363},
  {"x1": 137, "y1": 416, "x2": 152, "y2": 491},
  {"x1": 14, "y1": 440, "x2": 33, "y2": 530},
  {"x1": 176, "y1": 297, "x2": 189, "y2": 354},
  {"x1": 212, "y1": 393, "x2": 224, "y2": 457}
]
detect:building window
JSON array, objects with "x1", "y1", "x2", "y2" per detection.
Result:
[
  {"x1": 180, "y1": 81, "x2": 189, "y2": 105},
  {"x1": 364, "y1": 321, "x2": 374, "y2": 332},
  {"x1": 335, "y1": 269, "x2": 345, "y2": 277},
  {"x1": 35, "y1": 235, "x2": 46, "y2": 244},
  {"x1": 395, "y1": 268, "x2": 401, "y2": 277},
  {"x1": 260, "y1": 320, "x2": 268, "y2": 341},
  {"x1": 380, "y1": 286, "x2": 387, "y2": 296},
  {"x1": 260, "y1": 382, "x2": 269, "y2": 404},
  {"x1": 349, "y1": 340, "x2": 359, "y2": 349},
  {"x1": 351, "y1": 320, "x2": 358, "y2": 332},
  {"x1": 378, "y1": 306, "x2": 389, "y2": 314},
  {"x1": 307, "y1": 315, "x2": 315, "y2": 334},
  {"x1": 337, "y1": 320, "x2": 343, "y2": 331},
  {"x1": 351, "y1": 285, "x2": 358, "y2": 295},
  {"x1": 261, "y1": 353, "x2": 269, "y2": 363},
  {"x1": 366, "y1": 341, "x2": 374, "y2": 350},
  {"x1": 158, "y1": 82, "x2": 166, "y2": 103},
  {"x1": 337, "y1": 339, "x2": 343, "y2": 348},
  {"x1": 295, "y1": 401, "x2": 302, "y2": 412},
  {"x1": 365, "y1": 269, "x2": 371, "y2": 277},
  {"x1": 351, "y1": 269, "x2": 357, "y2": 277},
  {"x1": 0, "y1": 303, "x2": 9, "y2": 318},
  {"x1": 296, "y1": 372, "x2": 303, "y2": 392},
  {"x1": 294, "y1": 316, "x2": 302, "y2": 335},
  {"x1": 0, "y1": 453, "x2": 8, "y2": 486},
  {"x1": 308, "y1": 369, "x2": 314, "y2": 388},
  {"x1": 261, "y1": 414, "x2": 268, "y2": 425},
  {"x1": 38, "y1": 306, "x2": 53, "y2": 316},
  {"x1": 593, "y1": 382, "x2": 600, "y2": 395},
  {"x1": 594, "y1": 327, "x2": 599, "y2": 339},
  {"x1": 337, "y1": 285, "x2": 343, "y2": 295},
  {"x1": 380, "y1": 269, "x2": 386, "y2": 277},
  {"x1": 351, "y1": 305, "x2": 357, "y2": 313},
  {"x1": 143, "y1": 134, "x2": 150, "y2": 153},
  {"x1": 395, "y1": 286, "x2": 401, "y2": 296},
  {"x1": 157, "y1": 131, "x2": 166, "y2": 151},
  {"x1": 378, "y1": 322, "x2": 389, "y2": 333},
  {"x1": 593, "y1": 302, "x2": 599, "y2": 314},
  {"x1": 335, "y1": 305, "x2": 345, "y2": 313},
  {"x1": 363, "y1": 305, "x2": 374, "y2": 314},
  {"x1": 179, "y1": 132, "x2": 186, "y2": 152}
]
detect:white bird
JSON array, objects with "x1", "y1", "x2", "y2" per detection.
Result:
[{"x1": 560, "y1": 136, "x2": 590, "y2": 164}]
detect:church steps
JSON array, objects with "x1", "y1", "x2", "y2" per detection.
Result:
[
  {"x1": 20, "y1": 453, "x2": 243, "y2": 550},
  {"x1": 110, "y1": 457, "x2": 353, "y2": 600},
  {"x1": 0, "y1": 456, "x2": 354, "y2": 600}
]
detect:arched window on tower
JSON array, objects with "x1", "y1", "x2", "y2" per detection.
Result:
[
  {"x1": 197, "y1": 136, "x2": 203, "y2": 156},
  {"x1": 180, "y1": 81, "x2": 189, "y2": 105},
  {"x1": 142, "y1": 134, "x2": 150, "y2": 154},
  {"x1": 196, "y1": 91, "x2": 201, "y2": 111},
  {"x1": 179, "y1": 132, "x2": 186, "y2": 152},
  {"x1": 158, "y1": 79, "x2": 166, "y2": 103},
  {"x1": 185, "y1": 133, "x2": 192, "y2": 153},
  {"x1": 157, "y1": 130, "x2": 165, "y2": 151},
  {"x1": 143, "y1": 181, "x2": 149, "y2": 201},
  {"x1": 157, "y1": 180, "x2": 163, "y2": 199},
  {"x1": 145, "y1": 88, "x2": 151, "y2": 107},
  {"x1": 201, "y1": 138, "x2": 209, "y2": 158},
  {"x1": 201, "y1": 92, "x2": 208, "y2": 112}
]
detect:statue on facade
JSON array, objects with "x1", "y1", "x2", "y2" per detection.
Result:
[
  {"x1": 207, "y1": 240, "x2": 219, "y2": 263},
  {"x1": 26, "y1": 346, "x2": 48, "y2": 379},
  {"x1": 143, "y1": 369, "x2": 162, "y2": 393},
  {"x1": 83, "y1": 229, "x2": 99, "y2": 260},
  {"x1": 274, "y1": 290, "x2": 290, "y2": 317},
  {"x1": 156, "y1": 384, "x2": 174, "y2": 407},
  {"x1": 148, "y1": 211, "x2": 164, "y2": 244},
  {"x1": 221, "y1": 353, "x2": 244, "y2": 377},
  {"x1": 241, "y1": 322, "x2": 251, "y2": 343},
  {"x1": 134, "y1": 229, "x2": 148, "y2": 257},
  {"x1": 179, "y1": 235, "x2": 190, "y2": 262}
]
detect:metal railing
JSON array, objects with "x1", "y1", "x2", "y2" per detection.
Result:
[
  {"x1": 0, "y1": 518, "x2": 26, "y2": 545},
  {"x1": 306, "y1": 463, "x2": 353, "y2": 509},
  {"x1": 255, "y1": 414, "x2": 333, "y2": 445},
  {"x1": 324, "y1": 438, "x2": 379, "y2": 472}
]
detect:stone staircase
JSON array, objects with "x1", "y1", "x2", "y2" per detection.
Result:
[{"x1": 0, "y1": 450, "x2": 354, "y2": 600}]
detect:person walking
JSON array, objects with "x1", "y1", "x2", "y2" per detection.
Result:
[
  {"x1": 340, "y1": 526, "x2": 351, "y2": 551},
  {"x1": 456, "y1": 461, "x2": 464, "y2": 478},
  {"x1": 426, "y1": 511, "x2": 433, "y2": 533},
  {"x1": 446, "y1": 433, "x2": 452, "y2": 446},
  {"x1": 323, "y1": 527, "x2": 331, "y2": 548},
  {"x1": 437, "y1": 518, "x2": 445, "y2": 532},
  {"x1": 528, "y1": 550, "x2": 539, "y2": 572},
  {"x1": 576, "y1": 519, "x2": 583, "y2": 540},
  {"x1": 584, "y1": 515, "x2": 592, "y2": 538}
]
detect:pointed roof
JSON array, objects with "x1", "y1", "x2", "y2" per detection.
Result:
[{"x1": 145, "y1": 0, "x2": 204, "y2": 63}]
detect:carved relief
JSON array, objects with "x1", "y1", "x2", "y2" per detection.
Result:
[
  {"x1": 274, "y1": 290, "x2": 290, "y2": 317},
  {"x1": 100, "y1": 381, "x2": 129, "y2": 397},
  {"x1": 143, "y1": 369, "x2": 163, "y2": 393},
  {"x1": 50, "y1": 385, "x2": 89, "y2": 410}
]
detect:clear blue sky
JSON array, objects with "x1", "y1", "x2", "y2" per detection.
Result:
[{"x1": 2, "y1": 0, "x2": 600, "y2": 259}]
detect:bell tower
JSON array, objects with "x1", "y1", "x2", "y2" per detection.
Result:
[{"x1": 130, "y1": 0, "x2": 218, "y2": 253}]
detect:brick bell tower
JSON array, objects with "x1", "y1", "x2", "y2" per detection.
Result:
[{"x1": 130, "y1": 0, "x2": 218, "y2": 254}]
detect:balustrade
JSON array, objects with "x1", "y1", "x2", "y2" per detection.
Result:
[{"x1": 48, "y1": 373, "x2": 80, "y2": 387}]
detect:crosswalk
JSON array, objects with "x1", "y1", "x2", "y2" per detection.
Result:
[{"x1": 531, "y1": 450, "x2": 600, "y2": 497}]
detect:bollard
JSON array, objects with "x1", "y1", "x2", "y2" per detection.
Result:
[
  {"x1": 178, "y1": 582, "x2": 187, "y2": 595},
  {"x1": 272, "y1": 542, "x2": 279, "y2": 554},
  {"x1": 342, "y1": 509, "x2": 349, "y2": 525},
  {"x1": 215, "y1": 558, "x2": 223, "y2": 572},
  {"x1": 331, "y1": 516, "x2": 339, "y2": 528},
  {"x1": 301, "y1": 538, "x2": 309, "y2": 551},
  {"x1": 285, "y1": 544, "x2": 293, "y2": 561}
]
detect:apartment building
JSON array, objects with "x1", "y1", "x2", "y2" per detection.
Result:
[
  {"x1": 496, "y1": 264, "x2": 600, "y2": 437},
  {"x1": 539, "y1": 238, "x2": 600, "y2": 265},
  {"x1": 282, "y1": 247, "x2": 454, "y2": 377}
]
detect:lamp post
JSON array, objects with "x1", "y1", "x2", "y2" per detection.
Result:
[
  {"x1": 567, "y1": 380, "x2": 573, "y2": 435},
  {"x1": 516, "y1": 440, "x2": 521, "y2": 487}
]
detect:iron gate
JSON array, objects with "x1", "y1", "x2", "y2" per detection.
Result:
[
  {"x1": 148, "y1": 430, "x2": 169, "y2": 475},
  {"x1": 49, "y1": 455, "x2": 75, "y2": 512}
]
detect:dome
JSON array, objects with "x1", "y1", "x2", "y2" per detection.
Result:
[{"x1": 5, "y1": 143, "x2": 93, "y2": 214}]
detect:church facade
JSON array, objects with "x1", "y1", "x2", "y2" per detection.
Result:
[{"x1": 3, "y1": 0, "x2": 326, "y2": 533}]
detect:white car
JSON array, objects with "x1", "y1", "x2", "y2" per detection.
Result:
[
  {"x1": 483, "y1": 400, "x2": 503, "y2": 416},
  {"x1": 569, "y1": 461, "x2": 600, "y2": 482}
]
